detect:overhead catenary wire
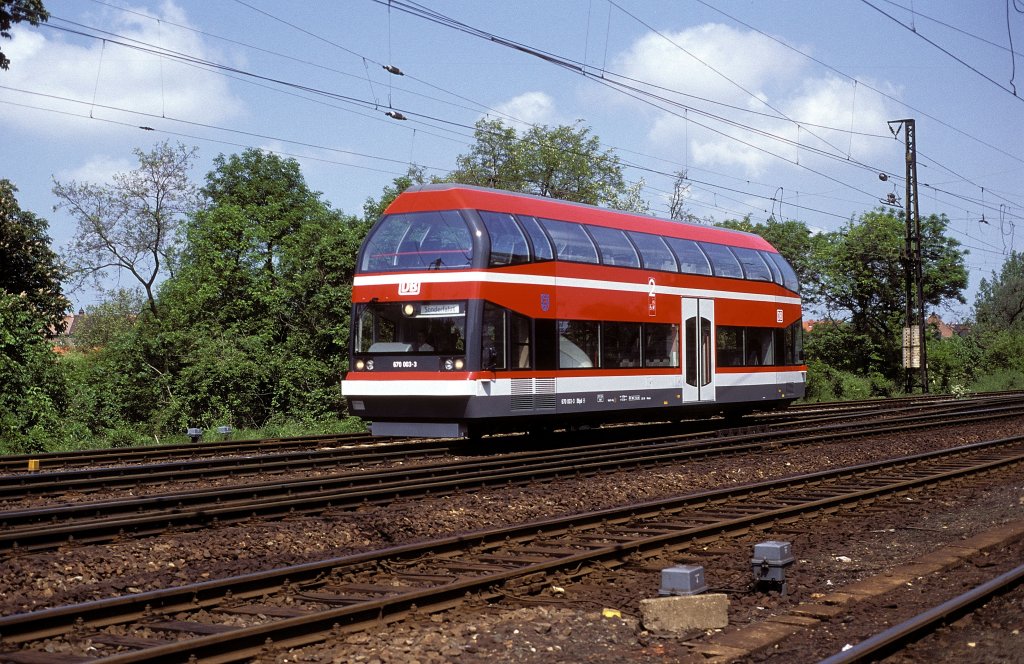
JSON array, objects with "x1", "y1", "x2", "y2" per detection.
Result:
[
  {"x1": 369, "y1": 0, "x2": 1022, "y2": 227},
  {"x1": 71, "y1": 0, "x2": 1021, "y2": 226},
  {"x1": 693, "y1": 0, "x2": 1024, "y2": 211},
  {"x1": 860, "y1": 0, "x2": 1024, "y2": 102},
  {"x1": 11, "y1": 3, "x2": 1021, "y2": 239}
]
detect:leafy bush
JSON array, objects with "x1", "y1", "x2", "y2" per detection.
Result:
[
  {"x1": 804, "y1": 359, "x2": 873, "y2": 402},
  {"x1": 970, "y1": 367, "x2": 1024, "y2": 393},
  {"x1": 927, "y1": 334, "x2": 981, "y2": 394}
]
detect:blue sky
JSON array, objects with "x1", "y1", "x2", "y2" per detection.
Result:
[{"x1": 2, "y1": 0, "x2": 1022, "y2": 320}]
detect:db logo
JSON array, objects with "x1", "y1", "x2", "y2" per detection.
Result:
[{"x1": 398, "y1": 281, "x2": 421, "y2": 295}]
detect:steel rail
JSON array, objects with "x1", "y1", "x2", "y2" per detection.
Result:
[
  {"x1": 0, "y1": 438, "x2": 454, "y2": 500},
  {"x1": 1, "y1": 435, "x2": 1021, "y2": 663},
  {"x1": 0, "y1": 432, "x2": 382, "y2": 474},
  {"x1": 1, "y1": 393, "x2": 1015, "y2": 500},
  {"x1": 0, "y1": 393, "x2": 989, "y2": 504},
  {"x1": 1, "y1": 392, "x2": 1012, "y2": 477},
  {"x1": 2, "y1": 402, "x2": 1022, "y2": 553},
  {"x1": 818, "y1": 563, "x2": 1024, "y2": 664}
]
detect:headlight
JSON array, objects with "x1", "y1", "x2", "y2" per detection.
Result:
[
  {"x1": 355, "y1": 359, "x2": 365, "y2": 370},
  {"x1": 454, "y1": 358, "x2": 464, "y2": 370},
  {"x1": 366, "y1": 360, "x2": 375, "y2": 371},
  {"x1": 403, "y1": 303, "x2": 415, "y2": 316},
  {"x1": 444, "y1": 359, "x2": 454, "y2": 371}
]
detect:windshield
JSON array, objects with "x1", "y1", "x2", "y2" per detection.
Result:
[
  {"x1": 354, "y1": 301, "x2": 467, "y2": 354},
  {"x1": 360, "y1": 210, "x2": 473, "y2": 272}
]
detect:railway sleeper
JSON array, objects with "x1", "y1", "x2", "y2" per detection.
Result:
[
  {"x1": 145, "y1": 620, "x2": 240, "y2": 635},
  {"x1": 89, "y1": 633, "x2": 176, "y2": 649},
  {"x1": 0, "y1": 651, "x2": 94, "y2": 664},
  {"x1": 219, "y1": 605, "x2": 314, "y2": 618},
  {"x1": 290, "y1": 591, "x2": 381, "y2": 604},
  {"x1": 478, "y1": 553, "x2": 557, "y2": 564},
  {"x1": 503, "y1": 571, "x2": 548, "y2": 591},
  {"x1": 511, "y1": 544, "x2": 597, "y2": 556}
]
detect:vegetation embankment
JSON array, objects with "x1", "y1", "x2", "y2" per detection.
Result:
[{"x1": 3, "y1": 119, "x2": 1023, "y2": 453}]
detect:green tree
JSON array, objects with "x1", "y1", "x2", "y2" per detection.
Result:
[
  {"x1": 60, "y1": 315, "x2": 161, "y2": 445},
  {"x1": 965, "y1": 251, "x2": 1024, "y2": 392},
  {"x1": 974, "y1": 251, "x2": 1024, "y2": 333},
  {"x1": 154, "y1": 149, "x2": 363, "y2": 429},
  {"x1": 927, "y1": 333, "x2": 981, "y2": 393},
  {"x1": 448, "y1": 118, "x2": 640, "y2": 210},
  {"x1": 820, "y1": 209, "x2": 967, "y2": 382},
  {"x1": 53, "y1": 141, "x2": 200, "y2": 318},
  {"x1": 0, "y1": 294, "x2": 67, "y2": 451},
  {"x1": 0, "y1": 180, "x2": 68, "y2": 451},
  {"x1": 962, "y1": 326, "x2": 1024, "y2": 392},
  {"x1": 71, "y1": 288, "x2": 143, "y2": 350},
  {"x1": 1, "y1": 178, "x2": 69, "y2": 332},
  {"x1": 0, "y1": 0, "x2": 47, "y2": 71},
  {"x1": 803, "y1": 319, "x2": 873, "y2": 374}
]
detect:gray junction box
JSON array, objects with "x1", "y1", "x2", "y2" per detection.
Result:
[
  {"x1": 659, "y1": 564, "x2": 707, "y2": 596},
  {"x1": 751, "y1": 541, "x2": 795, "y2": 592}
]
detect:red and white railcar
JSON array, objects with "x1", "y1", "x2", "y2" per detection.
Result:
[{"x1": 341, "y1": 184, "x2": 805, "y2": 438}]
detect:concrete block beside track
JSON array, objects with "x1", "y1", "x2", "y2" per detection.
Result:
[{"x1": 640, "y1": 593, "x2": 729, "y2": 633}]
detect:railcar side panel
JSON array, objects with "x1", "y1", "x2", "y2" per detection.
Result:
[{"x1": 342, "y1": 184, "x2": 807, "y2": 438}]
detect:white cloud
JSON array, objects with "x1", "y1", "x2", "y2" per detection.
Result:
[
  {"x1": 2, "y1": 1, "x2": 245, "y2": 134},
  {"x1": 491, "y1": 91, "x2": 558, "y2": 131},
  {"x1": 54, "y1": 155, "x2": 135, "y2": 185},
  {"x1": 616, "y1": 23, "x2": 805, "y2": 106},
  {"x1": 610, "y1": 23, "x2": 897, "y2": 177}
]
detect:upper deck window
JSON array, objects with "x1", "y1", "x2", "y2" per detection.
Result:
[
  {"x1": 760, "y1": 250, "x2": 783, "y2": 284},
  {"x1": 515, "y1": 215, "x2": 554, "y2": 261},
  {"x1": 766, "y1": 252, "x2": 801, "y2": 293},
  {"x1": 699, "y1": 242, "x2": 744, "y2": 279},
  {"x1": 480, "y1": 211, "x2": 530, "y2": 267},
  {"x1": 588, "y1": 226, "x2": 640, "y2": 268},
  {"x1": 539, "y1": 218, "x2": 599, "y2": 264},
  {"x1": 732, "y1": 246, "x2": 773, "y2": 282},
  {"x1": 628, "y1": 231, "x2": 678, "y2": 272},
  {"x1": 360, "y1": 210, "x2": 473, "y2": 272},
  {"x1": 664, "y1": 238, "x2": 712, "y2": 276}
]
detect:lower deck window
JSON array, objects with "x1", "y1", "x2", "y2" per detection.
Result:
[
  {"x1": 559, "y1": 320, "x2": 599, "y2": 368},
  {"x1": 354, "y1": 301, "x2": 466, "y2": 354},
  {"x1": 717, "y1": 321, "x2": 804, "y2": 367},
  {"x1": 558, "y1": 320, "x2": 679, "y2": 370},
  {"x1": 602, "y1": 322, "x2": 641, "y2": 368}
]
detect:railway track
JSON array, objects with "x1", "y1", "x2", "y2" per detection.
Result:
[
  {"x1": 0, "y1": 392, "x2": 1006, "y2": 479},
  {"x1": 2, "y1": 392, "x2": 1016, "y2": 505},
  {"x1": 819, "y1": 563, "x2": 1024, "y2": 663},
  {"x1": 1, "y1": 433, "x2": 1020, "y2": 663},
  {"x1": 2, "y1": 396, "x2": 1022, "y2": 553},
  {"x1": 0, "y1": 437, "x2": 452, "y2": 502},
  {"x1": 0, "y1": 432, "x2": 386, "y2": 475}
]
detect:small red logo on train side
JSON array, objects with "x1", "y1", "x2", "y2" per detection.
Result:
[{"x1": 399, "y1": 281, "x2": 421, "y2": 295}]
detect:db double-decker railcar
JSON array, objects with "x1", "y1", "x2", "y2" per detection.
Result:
[{"x1": 341, "y1": 184, "x2": 806, "y2": 438}]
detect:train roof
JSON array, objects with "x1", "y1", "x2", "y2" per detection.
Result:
[{"x1": 384, "y1": 183, "x2": 777, "y2": 253}]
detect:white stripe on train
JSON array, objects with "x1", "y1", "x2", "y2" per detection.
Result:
[
  {"x1": 341, "y1": 370, "x2": 806, "y2": 397},
  {"x1": 353, "y1": 271, "x2": 801, "y2": 306}
]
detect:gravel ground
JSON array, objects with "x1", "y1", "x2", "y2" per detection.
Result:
[
  {"x1": 278, "y1": 476, "x2": 1024, "y2": 663},
  {"x1": 1, "y1": 418, "x2": 1022, "y2": 663}
]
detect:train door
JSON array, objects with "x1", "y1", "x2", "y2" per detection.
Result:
[{"x1": 682, "y1": 298, "x2": 716, "y2": 402}]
